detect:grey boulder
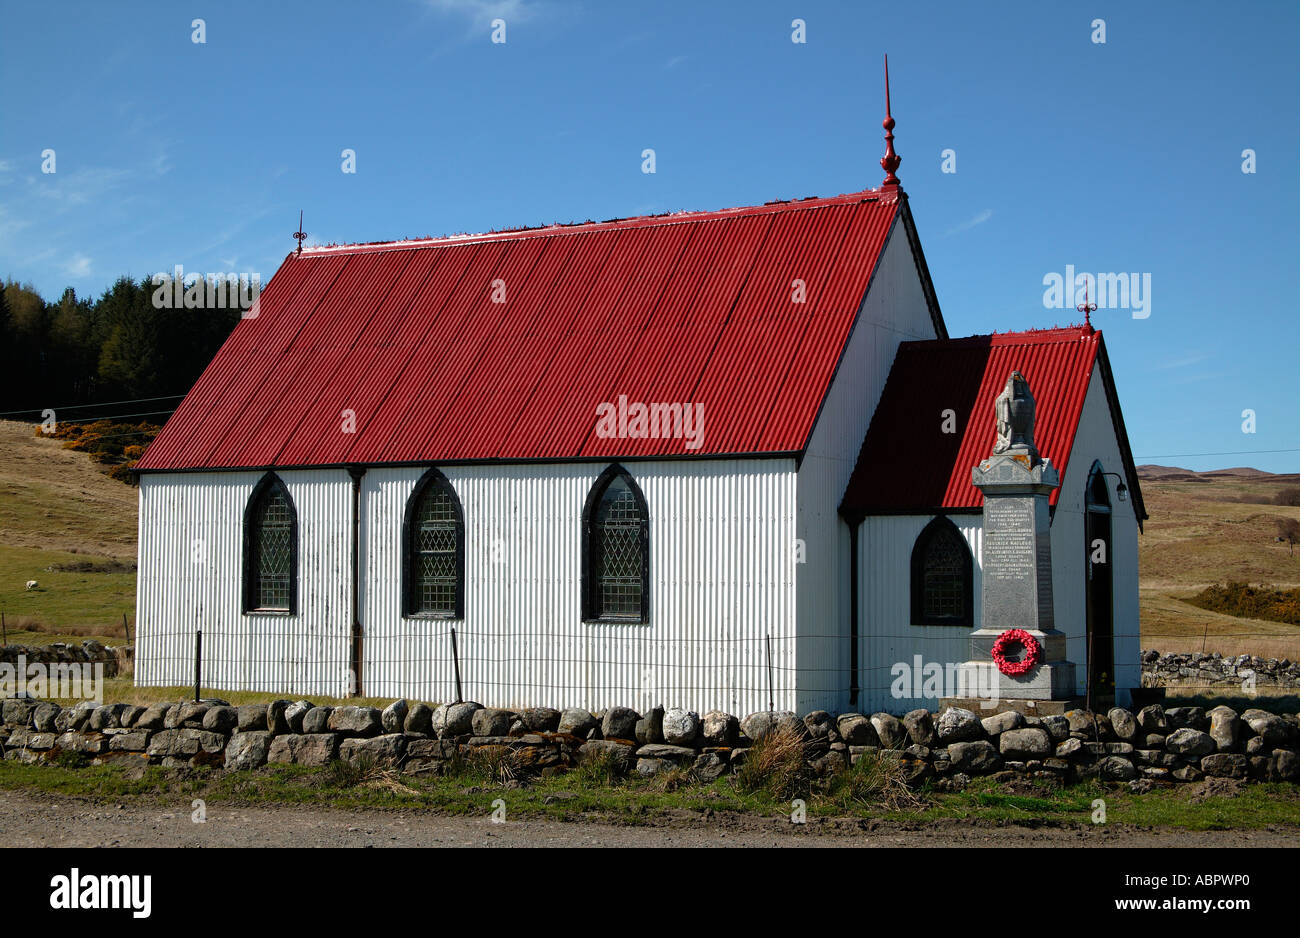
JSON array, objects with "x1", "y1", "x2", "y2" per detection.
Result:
[
  {"x1": 936, "y1": 707, "x2": 983, "y2": 744},
  {"x1": 662, "y1": 708, "x2": 700, "y2": 746},
  {"x1": 557, "y1": 708, "x2": 598, "y2": 738},
  {"x1": 1165, "y1": 728, "x2": 1216, "y2": 757},
  {"x1": 700, "y1": 710, "x2": 738, "y2": 747},
  {"x1": 381, "y1": 699, "x2": 409, "y2": 735},
  {"x1": 404, "y1": 702, "x2": 434, "y2": 736},
  {"x1": 225, "y1": 731, "x2": 272, "y2": 770},
  {"x1": 903, "y1": 709, "x2": 937, "y2": 747},
  {"x1": 836, "y1": 713, "x2": 879, "y2": 747},
  {"x1": 327, "y1": 706, "x2": 383, "y2": 737},
  {"x1": 999, "y1": 727, "x2": 1052, "y2": 760},
  {"x1": 870, "y1": 713, "x2": 908, "y2": 750},
  {"x1": 601, "y1": 706, "x2": 641, "y2": 742},
  {"x1": 302, "y1": 707, "x2": 333, "y2": 735}
]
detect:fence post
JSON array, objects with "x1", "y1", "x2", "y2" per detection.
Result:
[
  {"x1": 194, "y1": 627, "x2": 202, "y2": 704},
  {"x1": 450, "y1": 627, "x2": 463, "y2": 704},
  {"x1": 122, "y1": 612, "x2": 131, "y2": 644},
  {"x1": 1, "y1": 611, "x2": 6, "y2": 646},
  {"x1": 766, "y1": 634, "x2": 774, "y2": 712}
]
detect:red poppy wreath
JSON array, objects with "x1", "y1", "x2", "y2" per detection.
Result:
[{"x1": 991, "y1": 628, "x2": 1042, "y2": 676}]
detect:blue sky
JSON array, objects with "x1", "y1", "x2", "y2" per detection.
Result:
[{"x1": 2, "y1": 0, "x2": 1297, "y2": 471}]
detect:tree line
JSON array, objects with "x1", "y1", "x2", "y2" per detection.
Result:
[{"x1": 0, "y1": 277, "x2": 241, "y2": 420}]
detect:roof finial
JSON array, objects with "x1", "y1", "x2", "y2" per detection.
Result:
[
  {"x1": 1076, "y1": 275, "x2": 1098, "y2": 331},
  {"x1": 880, "y1": 54, "x2": 901, "y2": 187},
  {"x1": 293, "y1": 210, "x2": 307, "y2": 255}
]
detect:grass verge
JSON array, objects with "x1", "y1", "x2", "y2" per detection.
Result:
[{"x1": 1, "y1": 757, "x2": 1296, "y2": 831}]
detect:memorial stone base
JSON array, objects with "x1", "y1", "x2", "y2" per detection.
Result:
[
  {"x1": 951, "y1": 657, "x2": 1078, "y2": 704},
  {"x1": 959, "y1": 449, "x2": 1080, "y2": 702}
]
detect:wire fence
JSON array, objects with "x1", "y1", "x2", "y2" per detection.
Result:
[{"x1": 117, "y1": 624, "x2": 1300, "y2": 712}]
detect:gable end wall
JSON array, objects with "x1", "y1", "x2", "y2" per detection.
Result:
[{"x1": 794, "y1": 216, "x2": 943, "y2": 713}]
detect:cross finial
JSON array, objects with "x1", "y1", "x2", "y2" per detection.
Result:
[
  {"x1": 1076, "y1": 276, "x2": 1098, "y2": 330},
  {"x1": 293, "y1": 211, "x2": 307, "y2": 255},
  {"x1": 880, "y1": 54, "x2": 901, "y2": 187}
]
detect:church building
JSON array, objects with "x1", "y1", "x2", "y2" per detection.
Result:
[{"x1": 133, "y1": 95, "x2": 1145, "y2": 716}]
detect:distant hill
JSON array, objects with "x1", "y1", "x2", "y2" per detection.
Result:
[
  {"x1": 1138, "y1": 465, "x2": 1300, "y2": 485},
  {"x1": 1138, "y1": 464, "x2": 1300, "y2": 660}
]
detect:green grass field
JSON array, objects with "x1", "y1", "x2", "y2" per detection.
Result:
[
  {"x1": 0, "y1": 545, "x2": 134, "y2": 643},
  {"x1": 0, "y1": 419, "x2": 138, "y2": 640}
]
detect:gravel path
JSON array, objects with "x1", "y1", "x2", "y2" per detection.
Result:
[{"x1": 1, "y1": 790, "x2": 1295, "y2": 847}]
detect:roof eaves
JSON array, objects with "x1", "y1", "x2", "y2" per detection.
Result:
[
  {"x1": 1093, "y1": 332, "x2": 1148, "y2": 529},
  {"x1": 897, "y1": 195, "x2": 948, "y2": 340}
]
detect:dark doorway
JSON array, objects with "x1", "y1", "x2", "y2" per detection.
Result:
[{"x1": 1085, "y1": 463, "x2": 1114, "y2": 704}]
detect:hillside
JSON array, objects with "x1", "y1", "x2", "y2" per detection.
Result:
[
  {"x1": 0, "y1": 419, "x2": 137, "y2": 638},
  {"x1": 1137, "y1": 464, "x2": 1300, "y2": 659}
]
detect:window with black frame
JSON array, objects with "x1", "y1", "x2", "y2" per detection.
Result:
[
  {"x1": 243, "y1": 474, "x2": 297, "y2": 613},
  {"x1": 403, "y1": 468, "x2": 464, "y2": 619},
  {"x1": 583, "y1": 466, "x2": 649, "y2": 623},
  {"x1": 910, "y1": 515, "x2": 973, "y2": 627}
]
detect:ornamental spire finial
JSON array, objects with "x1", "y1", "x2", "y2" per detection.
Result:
[
  {"x1": 293, "y1": 210, "x2": 307, "y2": 255},
  {"x1": 880, "y1": 54, "x2": 901, "y2": 187},
  {"x1": 1077, "y1": 276, "x2": 1098, "y2": 331}
]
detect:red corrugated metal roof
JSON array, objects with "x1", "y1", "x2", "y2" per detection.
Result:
[
  {"x1": 840, "y1": 326, "x2": 1122, "y2": 517},
  {"x1": 138, "y1": 189, "x2": 906, "y2": 470}
]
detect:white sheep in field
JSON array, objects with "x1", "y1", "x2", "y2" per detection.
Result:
[{"x1": 25, "y1": 580, "x2": 38, "y2": 591}]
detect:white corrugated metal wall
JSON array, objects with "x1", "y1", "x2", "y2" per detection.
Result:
[
  {"x1": 855, "y1": 515, "x2": 984, "y2": 714},
  {"x1": 135, "y1": 470, "x2": 354, "y2": 697},
  {"x1": 360, "y1": 460, "x2": 797, "y2": 714},
  {"x1": 137, "y1": 460, "x2": 799, "y2": 714},
  {"x1": 1052, "y1": 366, "x2": 1142, "y2": 706},
  {"x1": 795, "y1": 216, "x2": 941, "y2": 713}
]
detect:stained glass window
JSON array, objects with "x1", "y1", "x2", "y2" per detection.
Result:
[
  {"x1": 412, "y1": 480, "x2": 460, "y2": 616},
  {"x1": 245, "y1": 478, "x2": 295, "y2": 612},
  {"x1": 921, "y1": 525, "x2": 966, "y2": 619},
  {"x1": 911, "y1": 517, "x2": 972, "y2": 626},
  {"x1": 585, "y1": 469, "x2": 648, "y2": 622}
]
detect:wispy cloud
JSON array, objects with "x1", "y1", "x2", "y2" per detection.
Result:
[
  {"x1": 29, "y1": 166, "x2": 132, "y2": 208},
  {"x1": 664, "y1": 55, "x2": 686, "y2": 70},
  {"x1": 150, "y1": 145, "x2": 175, "y2": 177},
  {"x1": 63, "y1": 254, "x2": 93, "y2": 278},
  {"x1": 1168, "y1": 370, "x2": 1234, "y2": 386},
  {"x1": 422, "y1": 0, "x2": 544, "y2": 27},
  {"x1": 945, "y1": 209, "x2": 993, "y2": 236},
  {"x1": 1155, "y1": 351, "x2": 1209, "y2": 370}
]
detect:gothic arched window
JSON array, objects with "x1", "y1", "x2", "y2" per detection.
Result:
[
  {"x1": 910, "y1": 515, "x2": 973, "y2": 627},
  {"x1": 243, "y1": 473, "x2": 297, "y2": 613},
  {"x1": 582, "y1": 465, "x2": 649, "y2": 623},
  {"x1": 402, "y1": 468, "x2": 465, "y2": 619}
]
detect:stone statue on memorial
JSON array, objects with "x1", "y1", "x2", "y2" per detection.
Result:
[
  {"x1": 950, "y1": 366, "x2": 1075, "y2": 706},
  {"x1": 992, "y1": 370, "x2": 1038, "y2": 462}
]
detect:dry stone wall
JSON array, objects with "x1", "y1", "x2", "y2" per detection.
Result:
[
  {"x1": 2, "y1": 696, "x2": 1297, "y2": 788},
  {"x1": 0, "y1": 640, "x2": 128, "y2": 677},
  {"x1": 1142, "y1": 649, "x2": 1300, "y2": 692}
]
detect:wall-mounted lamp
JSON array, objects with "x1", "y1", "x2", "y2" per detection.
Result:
[{"x1": 1100, "y1": 471, "x2": 1128, "y2": 502}]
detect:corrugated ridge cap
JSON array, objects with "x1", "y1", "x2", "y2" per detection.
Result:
[
  {"x1": 892, "y1": 324, "x2": 1098, "y2": 352},
  {"x1": 300, "y1": 188, "x2": 895, "y2": 256}
]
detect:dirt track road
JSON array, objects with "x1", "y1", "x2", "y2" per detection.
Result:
[{"x1": 1, "y1": 791, "x2": 1296, "y2": 847}]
